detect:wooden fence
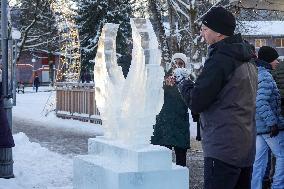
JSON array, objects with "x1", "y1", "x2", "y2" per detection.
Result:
[{"x1": 55, "y1": 82, "x2": 102, "y2": 124}]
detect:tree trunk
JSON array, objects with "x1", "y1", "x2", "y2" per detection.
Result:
[
  {"x1": 167, "y1": 0, "x2": 179, "y2": 55},
  {"x1": 148, "y1": 0, "x2": 171, "y2": 69}
]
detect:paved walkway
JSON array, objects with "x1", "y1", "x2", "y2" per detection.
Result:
[
  {"x1": 12, "y1": 117, "x2": 96, "y2": 156},
  {"x1": 12, "y1": 116, "x2": 204, "y2": 189}
]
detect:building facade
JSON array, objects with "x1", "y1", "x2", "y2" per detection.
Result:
[
  {"x1": 240, "y1": 21, "x2": 284, "y2": 60},
  {"x1": 17, "y1": 51, "x2": 60, "y2": 85}
]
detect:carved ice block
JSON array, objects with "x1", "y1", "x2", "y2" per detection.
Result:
[
  {"x1": 74, "y1": 137, "x2": 189, "y2": 189},
  {"x1": 74, "y1": 155, "x2": 189, "y2": 189},
  {"x1": 88, "y1": 137, "x2": 172, "y2": 171}
]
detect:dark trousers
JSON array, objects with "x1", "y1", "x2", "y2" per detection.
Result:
[
  {"x1": 204, "y1": 157, "x2": 252, "y2": 189},
  {"x1": 165, "y1": 145, "x2": 187, "y2": 167}
]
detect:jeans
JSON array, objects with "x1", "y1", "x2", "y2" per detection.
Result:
[
  {"x1": 263, "y1": 148, "x2": 271, "y2": 180},
  {"x1": 251, "y1": 131, "x2": 284, "y2": 189},
  {"x1": 204, "y1": 157, "x2": 252, "y2": 189}
]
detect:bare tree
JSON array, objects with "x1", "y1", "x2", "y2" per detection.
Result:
[
  {"x1": 11, "y1": 0, "x2": 59, "y2": 61},
  {"x1": 148, "y1": 0, "x2": 171, "y2": 68}
]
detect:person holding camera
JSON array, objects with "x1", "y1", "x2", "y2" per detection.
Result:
[
  {"x1": 170, "y1": 7, "x2": 258, "y2": 189},
  {"x1": 151, "y1": 53, "x2": 190, "y2": 167}
]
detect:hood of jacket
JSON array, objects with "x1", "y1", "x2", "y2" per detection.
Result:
[
  {"x1": 255, "y1": 59, "x2": 272, "y2": 70},
  {"x1": 209, "y1": 33, "x2": 253, "y2": 62}
]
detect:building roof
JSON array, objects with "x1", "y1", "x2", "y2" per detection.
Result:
[
  {"x1": 230, "y1": 0, "x2": 284, "y2": 11},
  {"x1": 239, "y1": 21, "x2": 284, "y2": 37}
]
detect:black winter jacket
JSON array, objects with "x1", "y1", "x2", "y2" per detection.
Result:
[
  {"x1": 151, "y1": 84, "x2": 190, "y2": 149},
  {"x1": 178, "y1": 34, "x2": 258, "y2": 167}
]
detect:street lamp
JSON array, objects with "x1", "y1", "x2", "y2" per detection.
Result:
[
  {"x1": 32, "y1": 58, "x2": 36, "y2": 90},
  {"x1": 12, "y1": 28, "x2": 21, "y2": 106},
  {"x1": 0, "y1": 0, "x2": 14, "y2": 179}
]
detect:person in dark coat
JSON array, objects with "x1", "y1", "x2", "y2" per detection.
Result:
[
  {"x1": 80, "y1": 72, "x2": 86, "y2": 83},
  {"x1": 85, "y1": 72, "x2": 92, "y2": 83},
  {"x1": 272, "y1": 57, "x2": 284, "y2": 115},
  {"x1": 170, "y1": 7, "x2": 258, "y2": 189},
  {"x1": 33, "y1": 74, "x2": 40, "y2": 92},
  {"x1": 151, "y1": 54, "x2": 190, "y2": 167},
  {"x1": 0, "y1": 80, "x2": 15, "y2": 148}
]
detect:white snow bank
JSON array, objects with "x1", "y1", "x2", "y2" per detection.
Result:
[{"x1": 0, "y1": 132, "x2": 73, "y2": 189}]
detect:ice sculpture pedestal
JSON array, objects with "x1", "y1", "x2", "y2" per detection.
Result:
[{"x1": 73, "y1": 137, "x2": 189, "y2": 189}]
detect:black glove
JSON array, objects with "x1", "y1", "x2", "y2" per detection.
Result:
[
  {"x1": 270, "y1": 125, "x2": 279, "y2": 138},
  {"x1": 196, "y1": 121, "x2": 201, "y2": 141},
  {"x1": 191, "y1": 112, "x2": 200, "y2": 122}
]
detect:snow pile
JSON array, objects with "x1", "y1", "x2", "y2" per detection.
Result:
[{"x1": 0, "y1": 132, "x2": 72, "y2": 189}]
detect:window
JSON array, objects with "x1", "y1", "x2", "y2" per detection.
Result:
[
  {"x1": 255, "y1": 39, "x2": 267, "y2": 48},
  {"x1": 274, "y1": 38, "x2": 284, "y2": 48}
]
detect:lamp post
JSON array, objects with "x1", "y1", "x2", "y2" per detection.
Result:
[
  {"x1": 32, "y1": 58, "x2": 36, "y2": 90},
  {"x1": 0, "y1": 0, "x2": 14, "y2": 178},
  {"x1": 12, "y1": 29, "x2": 21, "y2": 106},
  {"x1": 49, "y1": 60, "x2": 54, "y2": 86}
]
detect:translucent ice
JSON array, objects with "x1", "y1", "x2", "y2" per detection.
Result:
[{"x1": 94, "y1": 19, "x2": 164, "y2": 146}]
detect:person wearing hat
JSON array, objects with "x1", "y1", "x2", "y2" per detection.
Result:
[
  {"x1": 151, "y1": 53, "x2": 190, "y2": 167},
  {"x1": 170, "y1": 6, "x2": 258, "y2": 189},
  {"x1": 271, "y1": 50, "x2": 284, "y2": 115},
  {"x1": 251, "y1": 46, "x2": 284, "y2": 189}
]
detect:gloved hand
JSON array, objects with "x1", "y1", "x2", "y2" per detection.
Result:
[
  {"x1": 173, "y1": 68, "x2": 191, "y2": 84},
  {"x1": 191, "y1": 112, "x2": 200, "y2": 122},
  {"x1": 270, "y1": 125, "x2": 279, "y2": 138}
]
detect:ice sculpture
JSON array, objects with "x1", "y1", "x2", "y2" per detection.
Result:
[
  {"x1": 74, "y1": 19, "x2": 189, "y2": 189},
  {"x1": 94, "y1": 18, "x2": 164, "y2": 145}
]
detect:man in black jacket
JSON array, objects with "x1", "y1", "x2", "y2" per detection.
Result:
[{"x1": 171, "y1": 7, "x2": 258, "y2": 189}]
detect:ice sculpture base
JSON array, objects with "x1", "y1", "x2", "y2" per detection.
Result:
[{"x1": 73, "y1": 137, "x2": 189, "y2": 189}]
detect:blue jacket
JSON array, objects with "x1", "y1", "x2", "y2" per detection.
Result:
[{"x1": 255, "y1": 59, "x2": 284, "y2": 134}]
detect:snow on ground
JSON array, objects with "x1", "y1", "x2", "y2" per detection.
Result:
[
  {"x1": 13, "y1": 87, "x2": 104, "y2": 136},
  {"x1": 0, "y1": 86, "x2": 198, "y2": 189},
  {"x1": 0, "y1": 87, "x2": 102, "y2": 188},
  {"x1": 0, "y1": 132, "x2": 73, "y2": 189}
]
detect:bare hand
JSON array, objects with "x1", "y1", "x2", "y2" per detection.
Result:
[{"x1": 165, "y1": 75, "x2": 176, "y2": 86}]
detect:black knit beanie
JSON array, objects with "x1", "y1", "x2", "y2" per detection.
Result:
[
  {"x1": 258, "y1": 46, "x2": 279, "y2": 63},
  {"x1": 202, "y1": 6, "x2": 236, "y2": 36}
]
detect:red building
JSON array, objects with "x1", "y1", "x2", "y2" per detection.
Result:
[{"x1": 17, "y1": 51, "x2": 60, "y2": 85}]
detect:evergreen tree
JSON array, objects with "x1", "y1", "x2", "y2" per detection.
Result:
[{"x1": 76, "y1": 0, "x2": 134, "y2": 72}]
